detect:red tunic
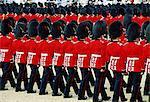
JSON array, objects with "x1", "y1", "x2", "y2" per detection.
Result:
[
  {"x1": 106, "y1": 42, "x2": 125, "y2": 72},
  {"x1": 65, "y1": 14, "x2": 78, "y2": 23},
  {"x1": 140, "y1": 39, "x2": 146, "y2": 46},
  {"x1": 74, "y1": 41, "x2": 90, "y2": 68},
  {"x1": 89, "y1": 40, "x2": 107, "y2": 69},
  {"x1": 26, "y1": 39, "x2": 39, "y2": 65},
  {"x1": 38, "y1": 40, "x2": 54, "y2": 67},
  {"x1": 62, "y1": 40, "x2": 76, "y2": 67},
  {"x1": 8, "y1": 32, "x2": 15, "y2": 40},
  {"x1": 0, "y1": 35, "x2": 13, "y2": 62},
  {"x1": 52, "y1": 40, "x2": 64, "y2": 67},
  {"x1": 123, "y1": 42, "x2": 144, "y2": 72},
  {"x1": 11, "y1": 39, "x2": 27, "y2": 64},
  {"x1": 143, "y1": 43, "x2": 150, "y2": 74}
]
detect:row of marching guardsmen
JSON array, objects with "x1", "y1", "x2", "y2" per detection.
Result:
[{"x1": 0, "y1": 17, "x2": 150, "y2": 102}]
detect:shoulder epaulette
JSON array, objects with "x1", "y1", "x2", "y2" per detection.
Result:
[
  {"x1": 143, "y1": 43, "x2": 150, "y2": 47},
  {"x1": 7, "y1": 36, "x2": 11, "y2": 39},
  {"x1": 123, "y1": 42, "x2": 129, "y2": 46},
  {"x1": 13, "y1": 39, "x2": 17, "y2": 42},
  {"x1": 107, "y1": 42, "x2": 113, "y2": 46},
  {"x1": 73, "y1": 41, "x2": 79, "y2": 44}
]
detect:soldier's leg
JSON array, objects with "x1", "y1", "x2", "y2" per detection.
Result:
[
  {"x1": 64, "y1": 68, "x2": 78, "y2": 97},
  {"x1": 7, "y1": 63, "x2": 16, "y2": 88},
  {"x1": 52, "y1": 66, "x2": 62, "y2": 96},
  {"x1": 74, "y1": 68, "x2": 80, "y2": 83},
  {"x1": 101, "y1": 71, "x2": 111, "y2": 101},
  {"x1": 89, "y1": 69, "x2": 95, "y2": 86},
  {"x1": 48, "y1": 66, "x2": 54, "y2": 91},
  {"x1": 93, "y1": 69, "x2": 101, "y2": 102},
  {"x1": 144, "y1": 74, "x2": 150, "y2": 95},
  {"x1": 0, "y1": 62, "x2": 9, "y2": 90},
  {"x1": 35, "y1": 67, "x2": 41, "y2": 89},
  {"x1": 126, "y1": 72, "x2": 132, "y2": 93},
  {"x1": 78, "y1": 68, "x2": 89, "y2": 100},
  {"x1": 23, "y1": 64, "x2": 28, "y2": 90},
  {"x1": 105, "y1": 69, "x2": 114, "y2": 91},
  {"x1": 27, "y1": 65, "x2": 37, "y2": 93},
  {"x1": 130, "y1": 72, "x2": 141, "y2": 102},
  {"x1": 71, "y1": 69, "x2": 78, "y2": 95},
  {"x1": 16, "y1": 63, "x2": 25, "y2": 92},
  {"x1": 39, "y1": 67, "x2": 50, "y2": 95},
  {"x1": 12, "y1": 63, "x2": 18, "y2": 78},
  {"x1": 112, "y1": 72, "x2": 124, "y2": 102}
]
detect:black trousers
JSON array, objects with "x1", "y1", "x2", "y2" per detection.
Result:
[
  {"x1": 78, "y1": 68, "x2": 92, "y2": 98},
  {"x1": 89, "y1": 69, "x2": 95, "y2": 86},
  {"x1": 93, "y1": 68, "x2": 108, "y2": 102},
  {"x1": 16, "y1": 63, "x2": 28, "y2": 90},
  {"x1": 105, "y1": 63, "x2": 115, "y2": 89},
  {"x1": 106, "y1": 69, "x2": 114, "y2": 88},
  {"x1": 12, "y1": 62, "x2": 18, "y2": 78},
  {"x1": 27, "y1": 64, "x2": 41, "y2": 91},
  {"x1": 0, "y1": 62, "x2": 15, "y2": 89},
  {"x1": 39, "y1": 66, "x2": 53, "y2": 93},
  {"x1": 112, "y1": 72, "x2": 126, "y2": 102},
  {"x1": 53, "y1": 66, "x2": 65, "y2": 94},
  {"x1": 74, "y1": 68, "x2": 80, "y2": 83},
  {"x1": 126, "y1": 72, "x2": 132, "y2": 92},
  {"x1": 64, "y1": 67, "x2": 78, "y2": 96},
  {"x1": 144, "y1": 73, "x2": 150, "y2": 95},
  {"x1": 130, "y1": 72, "x2": 143, "y2": 102}
]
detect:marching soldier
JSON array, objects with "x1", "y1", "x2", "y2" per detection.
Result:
[
  {"x1": 26, "y1": 20, "x2": 41, "y2": 93},
  {"x1": 143, "y1": 23, "x2": 150, "y2": 96},
  {"x1": 63, "y1": 22, "x2": 78, "y2": 98},
  {"x1": 123, "y1": 22, "x2": 145, "y2": 102},
  {"x1": 12, "y1": 22, "x2": 28, "y2": 92},
  {"x1": 91, "y1": 20, "x2": 111, "y2": 102},
  {"x1": 0, "y1": 19, "x2": 15, "y2": 90},
  {"x1": 106, "y1": 21, "x2": 127, "y2": 102},
  {"x1": 75, "y1": 21, "x2": 93, "y2": 100},
  {"x1": 38, "y1": 21, "x2": 54, "y2": 95}
]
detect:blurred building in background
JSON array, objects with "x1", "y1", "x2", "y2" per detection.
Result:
[{"x1": 0, "y1": 0, "x2": 149, "y2": 5}]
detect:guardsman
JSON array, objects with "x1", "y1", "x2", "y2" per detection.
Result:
[
  {"x1": 12, "y1": 22, "x2": 28, "y2": 92},
  {"x1": 38, "y1": 22, "x2": 54, "y2": 95},
  {"x1": 63, "y1": 22, "x2": 79, "y2": 98},
  {"x1": 0, "y1": 19, "x2": 14, "y2": 90},
  {"x1": 143, "y1": 23, "x2": 150, "y2": 96},
  {"x1": 26, "y1": 20, "x2": 41, "y2": 93},
  {"x1": 75, "y1": 21, "x2": 93, "y2": 100},
  {"x1": 123, "y1": 22, "x2": 145, "y2": 102},
  {"x1": 91, "y1": 20, "x2": 111, "y2": 102},
  {"x1": 51, "y1": 21, "x2": 65, "y2": 96},
  {"x1": 106, "y1": 21, "x2": 127, "y2": 102}
]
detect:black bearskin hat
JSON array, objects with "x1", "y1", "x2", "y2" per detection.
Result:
[
  {"x1": 29, "y1": 7, "x2": 37, "y2": 15},
  {"x1": 28, "y1": 21, "x2": 39, "y2": 37},
  {"x1": 18, "y1": 17, "x2": 28, "y2": 25},
  {"x1": 126, "y1": 22, "x2": 141, "y2": 42},
  {"x1": 64, "y1": 22, "x2": 77, "y2": 39},
  {"x1": 109, "y1": 21, "x2": 123, "y2": 40},
  {"x1": 42, "y1": 18, "x2": 52, "y2": 30},
  {"x1": 145, "y1": 23, "x2": 150, "y2": 43},
  {"x1": 76, "y1": 21, "x2": 91, "y2": 40},
  {"x1": 57, "y1": 20, "x2": 67, "y2": 31},
  {"x1": 7, "y1": 17, "x2": 16, "y2": 28},
  {"x1": 123, "y1": 14, "x2": 132, "y2": 30},
  {"x1": 141, "y1": 21, "x2": 150, "y2": 39},
  {"x1": 51, "y1": 21, "x2": 62, "y2": 39},
  {"x1": 1, "y1": 19, "x2": 12, "y2": 36},
  {"x1": 38, "y1": 22, "x2": 51, "y2": 39},
  {"x1": 92, "y1": 20, "x2": 107, "y2": 39},
  {"x1": 14, "y1": 22, "x2": 26, "y2": 39}
]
